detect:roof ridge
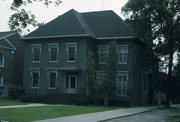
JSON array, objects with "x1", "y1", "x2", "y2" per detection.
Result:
[{"x1": 72, "y1": 10, "x2": 95, "y2": 38}]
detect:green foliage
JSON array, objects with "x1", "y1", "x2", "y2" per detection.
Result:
[
  {"x1": 8, "y1": 85, "x2": 25, "y2": 99},
  {"x1": 7, "y1": 0, "x2": 62, "y2": 32},
  {"x1": 84, "y1": 50, "x2": 98, "y2": 98},
  {"x1": 122, "y1": 0, "x2": 180, "y2": 107},
  {"x1": 100, "y1": 41, "x2": 118, "y2": 106}
]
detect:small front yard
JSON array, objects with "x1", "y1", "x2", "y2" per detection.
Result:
[
  {"x1": 0, "y1": 105, "x2": 118, "y2": 122},
  {"x1": 0, "y1": 98, "x2": 27, "y2": 106}
]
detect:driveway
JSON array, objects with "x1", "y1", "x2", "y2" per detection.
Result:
[{"x1": 104, "y1": 107, "x2": 180, "y2": 122}]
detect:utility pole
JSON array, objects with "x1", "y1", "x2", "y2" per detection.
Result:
[{"x1": 102, "y1": 0, "x2": 104, "y2": 11}]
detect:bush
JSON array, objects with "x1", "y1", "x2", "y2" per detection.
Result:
[
  {"x1": 8, "y1": 85, "x2": 25, "y2": 99},
  {"x1": 75, "y1": 97, "x2": 90, "y2": 106},
  {"x1": 20, "y1": 94, "x2": 45, "y2": 103}
]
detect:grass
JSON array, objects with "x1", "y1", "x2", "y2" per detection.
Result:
[
  {"x1": 0, "y1": 105, "x2": 118, "y2": 122},
  {"x1": 0, "y1": 98, "x2": 27, "y2": 106}
]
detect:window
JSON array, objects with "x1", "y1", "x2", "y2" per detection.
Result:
[
  {"x1": 66, "y1": 43, "x2": 77, "y2": 62},
  {"x1": 0, "y1": 75, "x2": 3, "y2": 86},
  {"x1": 31, "y1": 69, "x2": 40, "y2": 88},
  {"x1": 48, "y1": 44, "x2": 58, "y2": 62},
  {"x1": 117, "y1": 46, "x2": 128, "y2": 64},
  {"x1": 32, "y1": 44, "x2": 41, "y2": 62},
  {"x1": 117, "y1": 72, "x2": 128, "y2": 96},
  {"x1": 48, "y1": 70, "x2": 57, "y2": 89},
  {"x1": 66, "y1": 75, "x2": 77, "y2": 89},
  {"x1": 0, "y1": 53, "x2": 4, "y2": 67},
  {"x1": 98, "y1": 45, "x2": 108, "y2": 64}
]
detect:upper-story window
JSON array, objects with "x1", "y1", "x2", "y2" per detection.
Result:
[
  {"x1": 98, "y1": 45, "x2": 108, "y2": 64},
  {"x1": 66, "y1": 43, "x2": 77, "y2": 62},
  {"x1": 117, "y1": 72, "x2": 128, "y2": 96},
  {"x1": 48, "y1": 44, "x2": 59, "y2": 62},
  {"x1": 32, "y1": 44, "x2": 41, "y2": 63},
  {"x1": 117, "y1": 45, "x2": 128, "y2": 64},
  {"x1": 0, "y1": 75, "x2": 3, "y2": 87},
  {"x1": 0, "y1": 53, "x2": 4, "y2": 67}
]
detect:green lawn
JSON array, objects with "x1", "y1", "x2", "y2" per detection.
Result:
[
  {"x1": 0, "y1": 98, "x2": 27, "y2": 106},
  {"x1": 0, "y1": 105, "x2": 118, "y2": 122}
]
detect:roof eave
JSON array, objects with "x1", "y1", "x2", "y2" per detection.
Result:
[
  {"x1": 21, "y1": 34, "x2": 91, "y2": 40},
  {"x1": 97, "y1": 36, "x2": 135, "y2": 40}
]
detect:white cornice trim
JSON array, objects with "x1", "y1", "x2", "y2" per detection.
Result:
[
  {"x1": 21, "y1": 34, "x2": 90, "y2": 40},
  {"x1": 4, "y1": 38, "x2": 16, "y2": 50},
  {"x1": 0, "y1": 32, "x2": 16, "y2": 40}
]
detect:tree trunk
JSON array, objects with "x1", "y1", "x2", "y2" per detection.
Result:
[
  {"x1": 166, "y1": 39, "x2": 174, "y2": 107},
  {"x1": 104, "y1": 94, "x2": 108, "y2": 106}
]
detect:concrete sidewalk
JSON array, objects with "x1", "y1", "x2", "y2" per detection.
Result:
[
  {"x1": 32, "y1": 106, "x2": 159, "y2": 122},
  {"x1": 0, "y1": 103, "x2": 65, "y2": 109}
]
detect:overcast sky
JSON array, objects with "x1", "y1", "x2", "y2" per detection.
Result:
[{"x1": 0, "y1": 0, "x2": 128, "y2": 33}]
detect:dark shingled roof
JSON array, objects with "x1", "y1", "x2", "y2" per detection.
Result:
[
  {"x1": 0, "y1": 31, "x2": 15, "y2": 39},
  {"x1": 22, "y1": 9, "x2": 137, "y2": 40}
]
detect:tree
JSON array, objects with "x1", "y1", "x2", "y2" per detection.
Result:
[
  {"x1": 6, "y1": 0, "x2": 62, "y2": 32},
  {"x1": 122, "y1": 0, "x2": 180, "y2": 107},
  {"x1": 100, "y1": 41, "x2": 118, "y2": 106},
  {"x1": 84, "y1": 50, "x2": 98, "y2": 101}
]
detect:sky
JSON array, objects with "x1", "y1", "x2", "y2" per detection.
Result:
[{"x1": 0, "y1": 0, "x2": 128, "y2": 33}]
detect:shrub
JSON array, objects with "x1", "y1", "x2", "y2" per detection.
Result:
[
  {"x1": 75, "y1": 97, "x2": 90, "y2": 106},
  {"x1": 20, "y1": 94, "x2": 45, "y2": 103},
  {"x1": 8, "y1": 85, "x2": 25, "y2": 99}
]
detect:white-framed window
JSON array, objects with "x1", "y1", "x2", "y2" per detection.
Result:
[
  {"x1": 0, "y1": 75, "x2": 3, "y2": 87},
  {"x1": 47, "y1": 69, "x2": 57, "y2": 89},
  {"x1": 117, "y1": 72, "x2": 129, "y2": 96},
  {"x1": 31, "y1": 69, "x2": 40, "y2": 88},
  {"x1": 66, "y1": 43, "x2": 77, "y2": 62},
  {"x1": 31, "y1": 44, "x2": 41, "y2": 63},
  {"x1": 117, "y1": 45, "x2": 128, "y2": 64},
  {"x1": 98, "y1": 45, "x2": 108, "y2": 64},
  {"x1": 66, "y1": 75, "x2": 78, "y2": 89},
  {"x1": 48, "y1": 44, "x2": 59, "y2": 62},
  {"x1": 0, "y1": 53, "x2": 4, "y2": 67}
]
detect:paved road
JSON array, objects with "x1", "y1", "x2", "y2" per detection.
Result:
[{"x1": 104, "y1": 107, "x2": 180, "y2": 122}]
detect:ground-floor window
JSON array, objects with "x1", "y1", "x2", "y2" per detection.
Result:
[
  {"x1": 31, "y1": 69, "x2": 40, "y2": 88},
  {"x1": 0, "y1": 75, "x2": 3, "y2": 86},
  {"x1": 65, "y1": 74, "x2": 78, "y2": 94},
  {"x1": 48, "y1": 70, "x2": 57, "y2": 89},
  {"x1": 117, "y1": 72, "x2": 128, "y2": 96}
]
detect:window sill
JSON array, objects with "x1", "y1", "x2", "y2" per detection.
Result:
[
  {"x1": 32, "y1": 61, "x2": 40, "y2": 63},
  {"x1": 48, "y1": 88, "x2": 56, "y2": 89},
  {"x1": 31, "y1": 87, "x2": 39, "y2": 89},
  {"x1": 67, "y1": 61, "x2": 76, "y2": 62}
]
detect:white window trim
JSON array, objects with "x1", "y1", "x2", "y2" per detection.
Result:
[
  {"x1": 30, "y1": 68, "x2": 40, "y2": 89},
  {"x1": 117, "y1": 45, "x2": 129, "y2": 64},
  {"x1": 47, "y1": 69, "x2": 57, "y2": 89},
  {"x1": 31, "y1": 44, "x2": 41, "y2": 63},
  {"x1": 117, "y1": 71, "x2": 129, "y2": 96},
  {"x1": 66, "y1": 43, "x2": 77, "y2": 62},
  {"x1": 48, "y1": 43, "x2": 59, "y2": 63},
  {"x1": 0, "y1": 76, "x2": 4, "y2": 87},
  {"x1": 67, "y1": 75, "x2": 78, "y2": 89},
  {"x1": 98, "y1": 45, "x2": 109, "y2": 64},
  {"x1": 0, "y1": 53, "x2": 4, "y2": 67}
]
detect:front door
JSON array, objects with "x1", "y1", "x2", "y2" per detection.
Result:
[{"x1": 65, "y1": 75, "x2": 78, "y2": 94}]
